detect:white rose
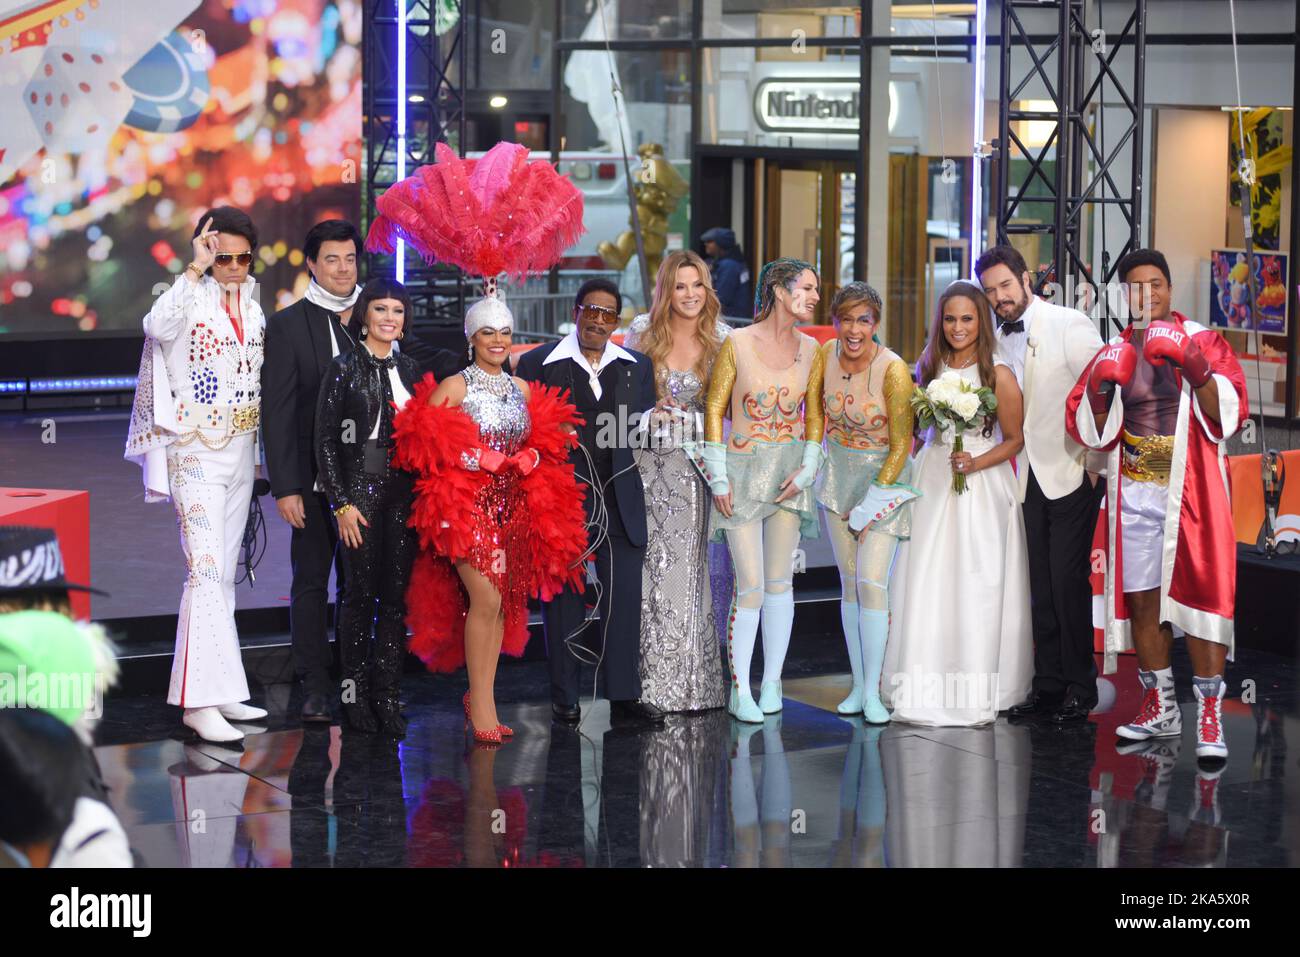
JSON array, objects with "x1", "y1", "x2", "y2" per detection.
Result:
[
  {"x1": 927, "y1": 379, "x2": 956, "y2": 406},
  {"x1": 954, "y1": 392, "x2": 982, "y2": 421}
]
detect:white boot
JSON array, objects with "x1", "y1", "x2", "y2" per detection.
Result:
[
  {"x1": 183, "y1": 706, "x2": 244, "y2": 743},
  {"x1": 217, "y1": 702, "x2": 268, "y2": 722},
  {"x1": 1192, "y1": 676, "x2": 1228, "y2": 761},
  {"x1": 858, "y1": 608, "x2": 891, "y2": 724},
  {"x1": 728, "y1": 604, "x2": 764, "y2": 723},
  {"x1": 836, "y1": 600, "x2": 864, "y2": 714},
  {"x1": 759, "y1": 590, "x2": 794, "y2": 713}
]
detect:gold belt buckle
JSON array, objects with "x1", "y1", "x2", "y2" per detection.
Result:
[{"x1": 231, "y1": 404, "x2": 259, "y2": 434}]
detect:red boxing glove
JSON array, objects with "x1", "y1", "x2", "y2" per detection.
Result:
[
  {"x1": 1143, "y1": 320, "x2": 1213, "y2": 387},
  {"x1": 508, "y1": 449, "x2": 540, "y2": 476},
  {"x1": 1086, "y1": 341, "x2": 1137, "y2": 413},
  {"x1": 478, "y1": 448, "x2": 508, "y2": 473}
]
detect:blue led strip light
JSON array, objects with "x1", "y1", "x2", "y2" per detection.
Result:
[{"x1": 27, "y1": 376, "x2": 138, "y2": 393}]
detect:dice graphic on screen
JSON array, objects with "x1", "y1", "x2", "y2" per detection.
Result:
[{"x1": 23, "y1": 46, "x2": 134, "y2": 156}]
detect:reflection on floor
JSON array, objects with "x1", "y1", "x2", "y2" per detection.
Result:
[{"x1": 94, "y1": 650, "x2": 1299, "y2": 867}]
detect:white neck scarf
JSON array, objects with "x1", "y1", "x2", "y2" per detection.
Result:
[{"x1": 305, "y1": 278, "x2": 361, "y2": 314}]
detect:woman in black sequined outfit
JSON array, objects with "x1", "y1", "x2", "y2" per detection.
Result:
[{"x1": 315, "y1": 278, "x2": 422, "y2": 734}]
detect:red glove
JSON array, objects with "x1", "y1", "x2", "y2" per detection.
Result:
[
  {"x1": 508, "y1": 449, "x2": 540, "y2": 476},
  {"x1": 1086, "y1": 342, "x2": 1137, "y2": 413},
  {"x1": 1143, "y1": 320, "x2": 1213, "y2": 388},
  {"x1": 478, "y1": 449, "x2": 507, "y2": 473}
]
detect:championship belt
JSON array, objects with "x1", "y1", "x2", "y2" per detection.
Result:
[{"x1": 1120, "y1": 429, "x2": 1174, "y2": 486}]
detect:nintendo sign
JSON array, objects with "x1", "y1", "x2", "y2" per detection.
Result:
[{"x1": 753, "y1": 78, "x2": 861, "y2": 133}]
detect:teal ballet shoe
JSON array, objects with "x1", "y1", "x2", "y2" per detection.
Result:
[
  {"x1": 836, "y1": 685, "x2": 864, "y2": 715},
  {"x1": 759, "y1": 680, "x2": 783, "y2": 714},
  {"x1": 862, "y1": 695, "x2": 891, "y2": 725},
  {"x1": 729, "y1": 686, "x2": 765, "y2": 724}
]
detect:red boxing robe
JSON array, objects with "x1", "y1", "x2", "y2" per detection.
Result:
[
  {"x1": 1065, "y1": 312, "x2": 1248, "y2": 673},
  {"x1": 392, "y1": 374, "x2": 589, "y2": 672}
]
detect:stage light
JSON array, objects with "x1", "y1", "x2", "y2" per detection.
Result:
[
  {"x1": 970, "y1": 0, "x2": 987, "y2": 266},
  {"x1": 27, "y1": 376, "x2": 137, "y2": 394},
  {"x1": 0, "y1": 380, "x2": 26, "y2": 394},
  {"x1": 396, "y1": 0, "x2": 407, "y2": 284},
  {"x1": 489, "y1": 95, "x2": 508, "y2": 109},
  {"x1": 408, "y1": 93, "x2": 425, "y2": 103}
]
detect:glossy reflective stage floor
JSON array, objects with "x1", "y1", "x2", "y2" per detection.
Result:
[{"x1": 94, "y1": 644, "x2": 1299, "y2": 868}]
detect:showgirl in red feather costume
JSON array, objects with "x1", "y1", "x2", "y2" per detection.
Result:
[{"x1": 369, "y1": 141, "x2": 590, "y2": 745}]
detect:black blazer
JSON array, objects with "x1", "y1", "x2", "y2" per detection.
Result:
[
  {"x1": 314, "y1": 348, "x2": 422, "y2": 511},
  {"x1": 262, "y1": 298, "x2": 354, "y2": 500},
  {"x1": 261, "y1": 296, "x2": 462, "y2": 500},
  {"x1": 514, "y1": 340, "x2": 655, "y2": 547}
]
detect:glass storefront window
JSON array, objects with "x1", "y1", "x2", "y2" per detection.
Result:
[
  {"x1": 1127, "y1": 0, "x2": 1295, "y2": 34},
  {"x1": 472, "y1": 0, "x2": 556, "y2": 90},
  {"x1": 700, "y1": 45, "x2": 863, "y2": 148},
  {"x1": 702, "y1": 0, "x2": 860, "y2": 40},
  {"x1": 560, "y1": 0, "x2": 692, "y2": 41},
  {"x1": 888, "y1": 3, "x2": 973, "y2": 63},
  {"x1": 558, "y1": 48, "x2": 692, "y2": 312}
]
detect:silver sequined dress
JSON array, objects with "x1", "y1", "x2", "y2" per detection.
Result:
[
  {"x1": 626, "y1": 315, "x2": 729, "y2": 713},
  {"x1": 459, "y1": 364, "x2": 531, "y2": 602}
]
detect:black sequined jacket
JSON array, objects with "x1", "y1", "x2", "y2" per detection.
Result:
[{"x1": 314, "y1": 345, "x2": 423, "y2": 511}]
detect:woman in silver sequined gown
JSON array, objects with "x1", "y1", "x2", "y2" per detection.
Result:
[{"x1": 625, "y1": 250, "x2": 731, "y2": 713}]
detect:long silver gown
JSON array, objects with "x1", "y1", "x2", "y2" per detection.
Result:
[{"x1": 626, "y1": 315, "x2": 730, "y2": 713}]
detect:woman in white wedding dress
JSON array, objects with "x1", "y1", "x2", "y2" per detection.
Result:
[{"x1": 884, "y1": 280, "x2": 1033, "y2": 726}]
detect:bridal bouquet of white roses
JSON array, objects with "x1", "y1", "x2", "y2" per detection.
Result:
[{"x1": 910, "y1": 370, "x2": 998, "y2": 494}]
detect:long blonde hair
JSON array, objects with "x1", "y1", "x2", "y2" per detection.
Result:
[{"x1": 640, "y1": 250, "x2": 723, "y2": 396}]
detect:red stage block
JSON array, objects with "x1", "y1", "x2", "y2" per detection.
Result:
[{"x1": 0, "y1": 487, "x2": 93, "y2": 620}]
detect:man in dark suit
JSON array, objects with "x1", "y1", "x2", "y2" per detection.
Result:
[
  {"x1": 262, "y1": 220, "x2": 363, "y2": 720},
  {"x1": 514, "y1": 278, "x2": 664, "y2": 729}
]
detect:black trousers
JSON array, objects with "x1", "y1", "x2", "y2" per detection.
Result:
[
  {"x1": 289, "y1": 489, "x2": 344, "y2": 696},
  {"x1": 335, "y1": 468, "x2": 416, "y2": 701},
  {"x1": 543, "y1": 486, "x2": 646, "y2": 707},
  {"x1": 1022, "y1": 468, "x2": 1103, "y2": 707}
]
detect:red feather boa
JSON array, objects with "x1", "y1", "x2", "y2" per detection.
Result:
[{"x1": 391, "y1": 375, "x2": 588, "y2": 673}]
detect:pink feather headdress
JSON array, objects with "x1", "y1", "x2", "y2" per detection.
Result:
[{"x1": 364, "y1": 141, "x2": 586, "y2": 284}]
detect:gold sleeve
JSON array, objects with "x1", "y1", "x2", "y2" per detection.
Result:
[
  {"x1": 704, "y1": 335, "x2": 736, "y2": 444},
  {"x1": 803, "y1": 338, "x2": 826, "y2": 444},
  {"x1": 877, "y1": 359, "x2": 915, "y2": 486}
]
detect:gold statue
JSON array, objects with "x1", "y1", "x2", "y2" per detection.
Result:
[{"x1": 597, "y1": 142, "x2": 689, "y2": 280}]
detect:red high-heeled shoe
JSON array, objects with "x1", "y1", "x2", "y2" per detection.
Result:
[
  {"x1": 465, "y1": 717, "x2": 502, "y2": 746},
  {"x1": 465, "y1": 690, "x2": 512, "y2": 738}
]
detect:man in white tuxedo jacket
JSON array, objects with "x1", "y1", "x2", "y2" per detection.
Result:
[{"x1": 977, "y1": 245, "x2": 1104, "y2": 724}]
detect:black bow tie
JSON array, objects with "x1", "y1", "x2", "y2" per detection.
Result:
[
  {"x1": 999, "y1": 320, "x2": 1025, "y2": 335},
  {"x1": 363, "y1": 349, "x2": 395, "y2": 371}
]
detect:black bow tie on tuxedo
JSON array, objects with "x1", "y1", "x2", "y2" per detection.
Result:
[{"x1": 999, "y1": 320, "x2": 1025, "y2": 335}]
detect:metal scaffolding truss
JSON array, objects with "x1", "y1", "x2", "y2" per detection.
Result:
[
  {"x1": 996, "y1": 0, "x2": 1146, "y2": 334},
  {"x1": 362, "y1": 0, "x2": 467, "y2": 328}
]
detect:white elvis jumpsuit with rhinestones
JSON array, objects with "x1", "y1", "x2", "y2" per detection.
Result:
[{"x1": 143, "y1": 275, "x2": 264, "y2": 709}]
